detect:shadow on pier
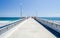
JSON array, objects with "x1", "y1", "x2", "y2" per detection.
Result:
[{"x1": 35, "y1": 19, "x2": 60, "y2": 38}]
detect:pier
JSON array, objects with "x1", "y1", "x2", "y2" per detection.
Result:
[{"x1": 0, "y1": 17, "x2": 60, "y2": 38}]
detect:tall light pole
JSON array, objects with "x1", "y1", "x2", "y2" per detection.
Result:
[
  {"x1": 20, "y1": 0, "x2": 23, "y2": 17},
  {"x1": 35, "y1": 10, "x2": 38, "y2": 17},
  {"x1": 20, "y1": 4, "x2": 22, "y2": 17}
]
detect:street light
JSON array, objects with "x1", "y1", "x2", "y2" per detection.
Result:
[
  {"x1": 20, "y1": 0, "x2": 23, "y2": 17},
  {"x1": 35, "y1": 10, "x2": 38, "y2": 17}
]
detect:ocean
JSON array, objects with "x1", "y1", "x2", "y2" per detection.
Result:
[
  {"x1": 41, "y1": 17, "x2": 60, "y2": 21},
  {"x1": 0, "y1": 17, "x2": 21, "y2": 21},
  {"x1": 0, "y1": 17, "x2": 23, "y2": 27},
  {"x1": 0, "y1": 17, "x2": 60, "y2": 27}
]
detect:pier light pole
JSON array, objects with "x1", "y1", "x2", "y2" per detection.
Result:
[
  {"x1": 20, "y1": 0, "x2": 23, "y2": 17},
  {"x1": 35, "y1": 10, "x2": 38, "y2": 17}
]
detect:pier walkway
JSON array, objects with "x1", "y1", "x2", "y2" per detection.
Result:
[{"x1": 0, "y1": 18, "x2": 56, "y2": 38}]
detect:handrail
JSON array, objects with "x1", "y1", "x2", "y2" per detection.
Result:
[
  {"x1": 34, "y1": 17, "x2": 60, "y2": 33},
  {"x1": 0, "y1": 17, "x2": 27, "y2": 35}
]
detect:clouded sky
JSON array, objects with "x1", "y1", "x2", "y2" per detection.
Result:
[{"x1": 0, "y1": 0, "x2": 60, "y2": 17}]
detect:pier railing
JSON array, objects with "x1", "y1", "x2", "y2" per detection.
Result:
[
  {"x1": 35, "y1": 17, "x2": 60, "y2": 33},
  {"x1": 0, "y1": 17, "x2": 28, "y2": 35}
]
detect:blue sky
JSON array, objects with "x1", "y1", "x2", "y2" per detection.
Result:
[{"x1": 0, "y1": 0, "x2": 60, "y2": 17}]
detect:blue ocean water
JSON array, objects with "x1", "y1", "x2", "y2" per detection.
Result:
[
  {"x1": 41, "y1": 17, "x2": 60, "y2": 21},
  {"x1": 0, "y1": 17, "x2": 60, "y2": 21},
  {"x1": 0, "y1": 17, "x2": 23, "y2": 21}
]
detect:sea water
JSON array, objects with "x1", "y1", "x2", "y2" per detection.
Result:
[
  {"x1": 40, "y1": 17, "x2": 60, "y2": 24},
  {"x1": 0, "y1": 17, "x2": 21, "y2": 21},
  {"x1": 0, "y1": 17, "x2": 22, "y2": 27},
  {"x1": 41, "y1": 17, "x2": 60, "y2": 21}
]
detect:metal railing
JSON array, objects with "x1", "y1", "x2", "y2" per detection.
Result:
[
  {"x1": 35, "y1": 17, "x2": 60, "y2": 33},
  {"x1": 0, "y1": 17, "x2": 28, "y2": 35}
]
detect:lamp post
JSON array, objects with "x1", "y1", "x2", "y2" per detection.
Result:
[
  {"x1": 20, "y1": 0, "x2": 23, "y2": 17},
  {"x1": 35, "y1": 10, "x2": 38, "y2": 17}
]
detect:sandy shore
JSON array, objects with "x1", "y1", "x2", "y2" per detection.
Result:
[
  {"x1": 0, "y1": 19, "x2": 21, "y2": 27},
  {"x1": 0, "y1": 21, "x2": 16, "y2": 27}
]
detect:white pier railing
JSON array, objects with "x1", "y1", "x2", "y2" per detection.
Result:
[
  {"x1": 35, "y1": 17, "x2": 60, "y2": 33},
  {"x1": 0, "y1": 18, "x2": 27, "y2": 35}
]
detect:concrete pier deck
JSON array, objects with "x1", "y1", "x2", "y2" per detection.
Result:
[{"x1": 0, "y1": 18, "x2": 56, "y2": 38}]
